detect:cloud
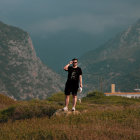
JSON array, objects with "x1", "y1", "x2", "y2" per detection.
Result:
[
  {"x1": 0, "y1": 0, "x2": 140, "y2": 36},
  {"x1": 29, "y1": 15, "x2": 112, "y2": 34},
  {"x1": 29, "y1": 13, "x2": 139, "y2": 35}
]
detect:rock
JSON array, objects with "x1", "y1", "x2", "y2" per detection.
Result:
[
  {"x1": 0, "y1": 21, "x2": 64, "y2": 100},
  {"x1": 52, "y1": 109, "x2": 80, "y2": 117}
]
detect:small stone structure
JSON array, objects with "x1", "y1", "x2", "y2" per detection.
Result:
[{"x1": 52, "y1": 109, "x2": 80, "y2": 117}]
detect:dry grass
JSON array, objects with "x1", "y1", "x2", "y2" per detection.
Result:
[
  {"x1": 0, "y1": 108, "x2": 140, "y2": 140},
  {"x1": 0, "y1": 94, "x2": 17, "y2": 110},
  {"x1": 0, "y1": 92, "x2": 140, "y2": 140}
]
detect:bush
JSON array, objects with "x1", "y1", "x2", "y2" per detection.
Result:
[
  {"x1": 47, "y1": 92, "x2": 65, "y2": 102},
  {"x1": 0, "y1": 106, "x2": 15, "y2": 122},
  {"x1": 47, "y1": 92, "x2": 72, "y2": 106},
  {"x1": 0, "y1": 100, "x2": 60, "y2": 122},
  {"x1": 86, "y1": 91, "x2": 105, "y2": 98}
]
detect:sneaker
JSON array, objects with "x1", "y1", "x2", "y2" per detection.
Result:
[
  {"x1": 72, "y1": 107, "x2": 75, "y2": 111},
  {"x1": 63, "y1": 106, "x2": 68, "y2": 111}
]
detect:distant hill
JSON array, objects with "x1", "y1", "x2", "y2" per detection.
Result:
[
  {"x1": 80, "y1": 19, "x2": 140, "y2": 93},
  {"x1": 0, "y1": 21, "x2": 64, "y2": 100}
]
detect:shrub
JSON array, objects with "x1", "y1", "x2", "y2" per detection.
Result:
[
  {"x1": 0, "y1": 106, "x2": 15, "y2": 122},
  {"x1": 47, "y1": 92, "x2": 65, "y2": 102},
  {"x1": 0, "y1": 100, "x2": 60, "y2": 122},
  {"x1": 47, "y1": 92, "x2": 73, "y2": 106},
  {"x1": 86, "y1": 91, "x2": 105, "y2": 98}
]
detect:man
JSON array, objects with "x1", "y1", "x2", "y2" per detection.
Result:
[{"x1": 63, "y1": 58, "x2": 82, "y2": 111}]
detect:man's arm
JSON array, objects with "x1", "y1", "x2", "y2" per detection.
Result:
[
  {"x1": 64, "y1": 61, "x2": 73, "y2": 71},
  {"x1": 79, "y1": 75, "x2": 83, "y2": 88}
]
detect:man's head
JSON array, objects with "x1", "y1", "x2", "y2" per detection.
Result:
[{"x1": 72, "y1": 58, "x2": 78, "y2": 67}]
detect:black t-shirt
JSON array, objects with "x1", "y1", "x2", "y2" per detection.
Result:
[{"x1": 65, "y1": 66, "x2": 82, "y2": 83}]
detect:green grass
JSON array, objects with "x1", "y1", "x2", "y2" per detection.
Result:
[
  {"x1": 82, "y1": 91, "x2": 140, "y2": 106},
  {"x1": 0, "y1": 98, "x2": 61, "y2": 123},
  {"x1": 0, "y1": 91, "x2": 140, "y2": 140}
]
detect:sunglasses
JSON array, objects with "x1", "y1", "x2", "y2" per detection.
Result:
[{"x1": 73, "y1": 62, "x2": 78, "y2": 63}]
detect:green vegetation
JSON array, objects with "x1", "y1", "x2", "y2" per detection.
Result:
[
  {"x1": 82, "y1": 91, "x2": 140, "y2": 106},
  {"x1": 0, "y1": 92, "x2": 140, "y2": 139},
  {"x1": 0, "y1": 94, "x2": 61, "y2": 122}
]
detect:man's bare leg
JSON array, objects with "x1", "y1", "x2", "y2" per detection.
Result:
[
  {"x1": 72, "y1": 95, "x2": 77, "y2": 108},
  {"x1": 65, "y1": 95, "x2": 70, "y2": 107}
]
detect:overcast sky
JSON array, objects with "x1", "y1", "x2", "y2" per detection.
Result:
[
  {"x1": 0, "y1": 0, "x2": 140, "y2": 35},
  {"x1": 0, "y1": 0, "x2": 140, "y2": 71}
]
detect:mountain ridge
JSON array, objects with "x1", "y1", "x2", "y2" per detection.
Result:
[
  {"x1": 0, "y1": 21, "x2": 64, "y2": 100},
  {"x1": 80, "y1": 19, "x2": 140, "y2": 92}
]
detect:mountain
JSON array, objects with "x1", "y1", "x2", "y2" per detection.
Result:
[
  {"x1": 0, "y1": 21, "x2": 64, "y2": 100},
  {"x1": 80, "y1": 19, "x2": 140, "y2": 93}
]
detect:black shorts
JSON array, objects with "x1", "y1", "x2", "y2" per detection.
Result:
[{"x1": 64, "y1": 81, "x2": 79, "y2": 95}]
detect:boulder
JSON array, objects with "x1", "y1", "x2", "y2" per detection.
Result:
[{"x1": 52, "y1": 109, "x2": 80, "y2": 117}]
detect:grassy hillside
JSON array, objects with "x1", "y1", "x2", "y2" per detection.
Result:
[
  {"x1": 0, "y1": 92, "x2": 140, "y2": 140},
  {"x1": 0, "y1": 94, "x2": 16, "y2": 110}
]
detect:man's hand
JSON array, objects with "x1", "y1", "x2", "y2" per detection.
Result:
[
  {"x1": 69, "y1": 61, "x2": 73, "y2": 65},
  {"x1": 64, "y1": 61, "x2": 73, "y2": 71},
  {"x1": 80, "y1": 84, "x2": 83, "y2": 88}
]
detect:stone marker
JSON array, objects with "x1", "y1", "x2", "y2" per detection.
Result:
[{"x1": 52, "y1": 109, "x2": 80, "y2": 117}]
